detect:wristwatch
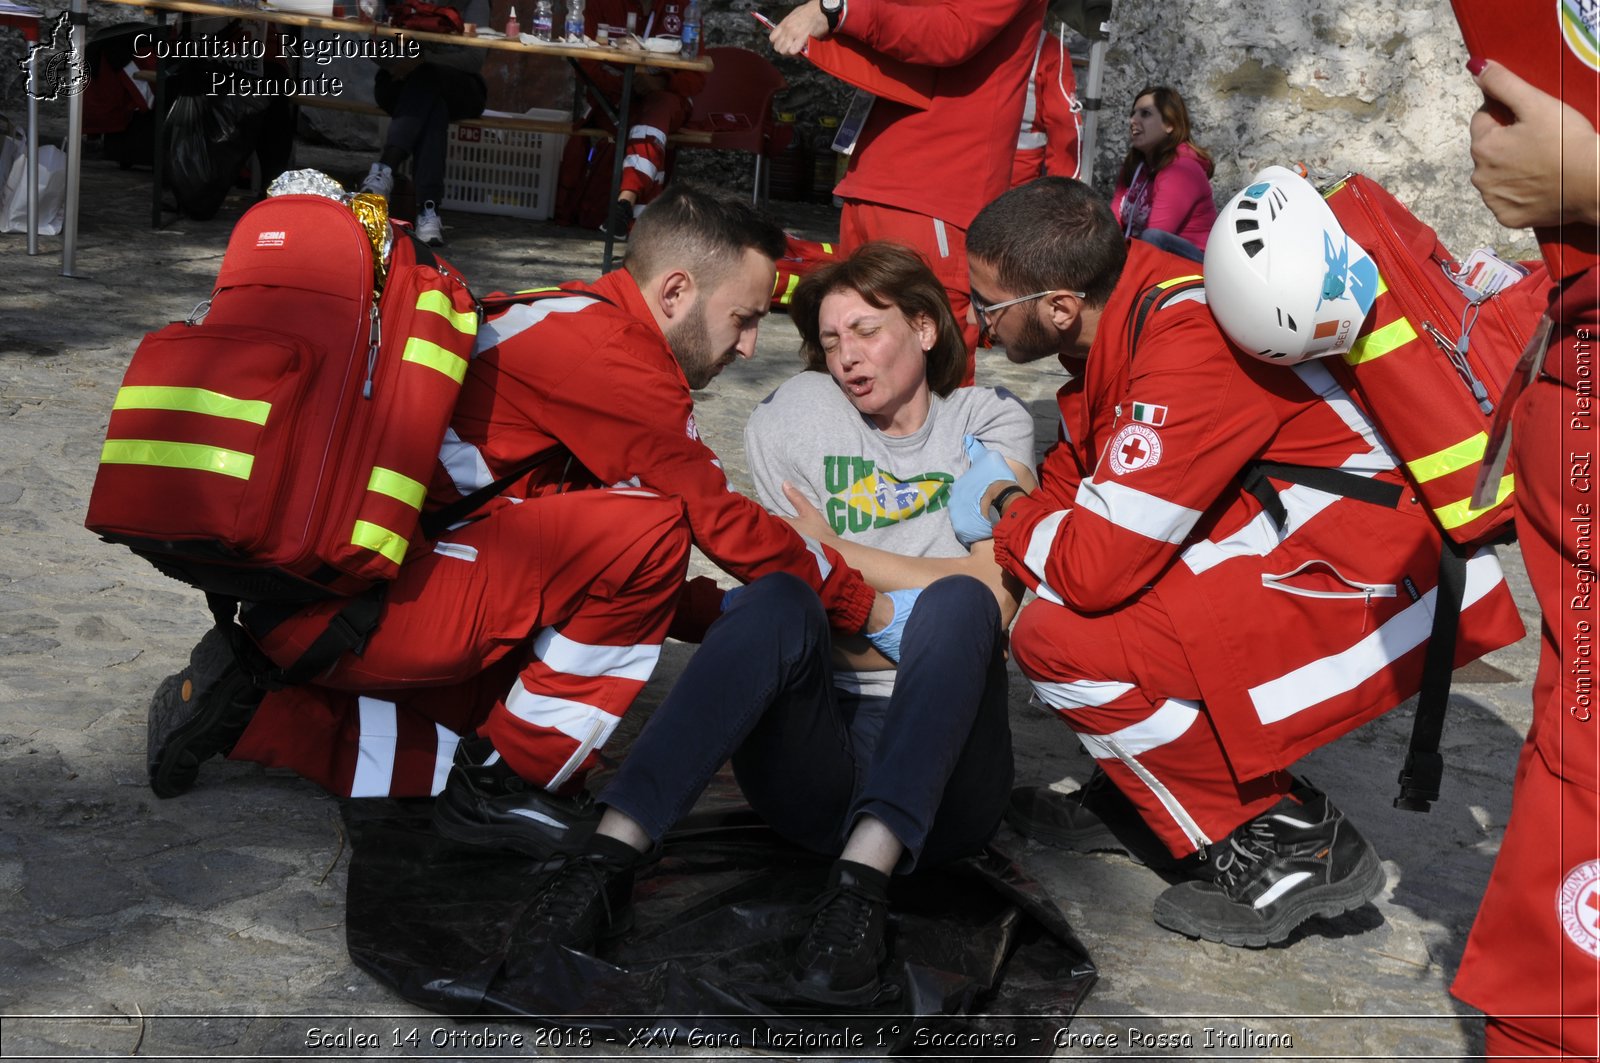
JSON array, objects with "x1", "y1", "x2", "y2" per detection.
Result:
[
  {"x1": 987, "y1": 484, "x2": 1025, "y2": 525},
  {"x1": 819, "y1": 0, "x2": 844, "y2": 32}
]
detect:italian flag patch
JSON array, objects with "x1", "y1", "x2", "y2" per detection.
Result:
[{"x1": 1130, "y1": 402, "x2": 1168, "y2": 426}]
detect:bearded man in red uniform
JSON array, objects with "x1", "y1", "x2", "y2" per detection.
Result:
[
  {"x1": 147, "y1": 185, "x2": 913, "y2": 862},
  {"x1": 951, "y1": 177, "x2": 1526, "y2": 947},
  {"x1": 769, "y1": 0, "x2": 1045, "y2": 384}
]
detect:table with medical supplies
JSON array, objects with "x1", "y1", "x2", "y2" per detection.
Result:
[{"x1": 58, "y1": 0, "x2": 713, "y2": 274}]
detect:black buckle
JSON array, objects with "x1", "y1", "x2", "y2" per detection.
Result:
[{"x1": 1393, "y1": 750, "x2": 1443, "y2": 812}]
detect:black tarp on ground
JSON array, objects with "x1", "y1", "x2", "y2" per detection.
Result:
[{"x1": 344, "y1": 789, "x2": 1096, "y2": 1059}]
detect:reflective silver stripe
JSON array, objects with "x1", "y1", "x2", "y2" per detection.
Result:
[
  {"x1": 503, "y1": 681, "x2": 621, "y2": 789},
  {"x1": 1161, "y1": 287, "x2": 1207, "y2": 307},
  {"x1": 933, "y1": 218, "x2": 950, "y2": 259},
  {"x1": 1029, "y1": 677, "x2": 1137, "y2": 711},
  {"x1": 1247, "y1": 549, "x2": 1504, "y2": 724},
  {"x1": 623, "y1": 155, "x2": 663, "y2": 183},
  {"x1": 476, "y1": 294, "x2": 602, "y2": 352},
  {"x1": 439, "y1": 426, "x2": 493, "y2": 496},
  {"x1": 1017, "y1": 130, "x2": 1048, "y2": 149},
  {"x1": 800, "y1": 533, "x2": 835, "y2": 583},
  {"x1": 627, "y1": 123, "x2": 668, "y2": 145},
  {"x1": 1022, "y1": 508, "x2": 1068, "y2": 587},
  {"x1": 432, "y1": 540, "x2": 479, "y2": 562},
  {"x1": 1075, "y1": 702, "x2": 1211, "y2": 851},
  {"x1": 351, "y1": 696, "x2": 399, "y2": 798},
  {"x1": 1075, "y1": 477, "x2": 1203, "y2": 544},
  {"x1": 429, "y1": 724, "x2": 460, "y2": 797},
  {"x1": 1076, "y1": 697, "x2": 1201, "y2": 758},
  {"x1": 1181, "y1": 362, "x2": 1395, "y2": 576},
  {"x1": 533, "y1": 628, "x2": 661, "y2": 682},
  {"x1": 1293, "y1": 361, "x2": 1395, "y2": 473}
]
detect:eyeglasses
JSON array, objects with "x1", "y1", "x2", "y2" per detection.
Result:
[{"x1": 970, "y1": 288, "x2": 1086, "y2": 344}]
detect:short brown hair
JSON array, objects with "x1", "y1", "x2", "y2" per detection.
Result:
[{"x1": 789, "y1": 242, "x2": 967, "y2": 397}]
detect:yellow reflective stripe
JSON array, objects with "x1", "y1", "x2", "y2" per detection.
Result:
[
  {"x1": 821, "y1": 243, "x2": 833, "y2": 254},
  {"x1": 512, "y1": 286, "x2": 562, "y2": 294},
  {"x1": 777, "y1": 273, "x2": 801, "y2": 306},
  {"x1": 402, "y1": 337, "x2": 468, "y2": 383},
  {"x1": 413, "y1": 289, "x2": 478, "y2": 336},
  {"x1": 1375, "y1": 275, "x2": 1389, "y2": 298},
  {"x1": 1158, "y1": 274, "x2": 1203, "y2": 288},
  {"x1": 350, "y1": 520, "x2": 409, "y2": 566},
  {"x1": 367, "y1": 466, "x2": 427, "y2": 510},
  {"x1": 1406, "y1": 432, "x2": 1488, "y2": 484},
  {"x1": 1434, "y1": 475, "x2": 1515, "y2": 529},
  {"x1": 1343, "y1": 315, "x2": 1418, "y2": 365},
  {"x1": 100, "y1": 439, "x2": 254, "y2": 479},
  {"x1": 113, "y1": 385, "x2": 270, "y2": 426}
]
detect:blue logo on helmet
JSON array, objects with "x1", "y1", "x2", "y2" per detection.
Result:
[
  {"x1": 1319, "y1": 231, "x2": 1379, "y2": 317},
  {"x1": 1243, "y1": 182, "x2": 1270, "y2": 200}
]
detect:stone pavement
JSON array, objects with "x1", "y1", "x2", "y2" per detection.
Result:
[{"x1": 0, "y1": 141, "x2": 1538, "y2": 1061}]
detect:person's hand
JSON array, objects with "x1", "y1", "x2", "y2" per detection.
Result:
[
  {"x1": 1469, "y1": 58, "x2": 1600, "y2": 229},
  {"x1": 948, "y1": 435, "x2": 1016, "y2": 548},
  {"x1": 768, "y1": 0, "x2": 828, "y2": 56},
  {"x1": 779, "y1": 481, "x2": 833, "y2": 540},
  {"x1": 864, "y1": 587, "x2": 921, "y2": 663}
]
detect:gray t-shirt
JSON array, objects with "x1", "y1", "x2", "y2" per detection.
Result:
[{"x1": 745, "y1": 370, "x2": 1034, "y2": 693}]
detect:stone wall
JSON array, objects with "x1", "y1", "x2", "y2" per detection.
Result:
[{"x1": 1091, "y1": 0, "x2": 1524, "y2": 259}]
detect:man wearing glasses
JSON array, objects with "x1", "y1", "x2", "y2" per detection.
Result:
[{"x1": 947, "y1": 177, "x2": 1524, "y2": 949}]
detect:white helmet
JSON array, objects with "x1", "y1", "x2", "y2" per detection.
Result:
[{"x1": 1203, "y1": 165, "x2": 1380, "y2": 365}]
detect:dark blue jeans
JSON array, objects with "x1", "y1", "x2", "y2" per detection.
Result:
[
  {"x1": 373, "y1": 64, "x2": 487, "y2": 207},
  {"x1": 600, "y1": 573, "x2": 1013, "y2": 872}
]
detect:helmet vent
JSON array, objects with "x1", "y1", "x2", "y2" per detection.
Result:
[
  {"x1": 1237, "y1": 199, "x2": 1259, "y2": 212},
  {"x1": 1275, "y1": 307, "x2": 1300, "y2": 333},
  {"x1": 1242, "y1": 238, "x2": 1264, "y2": 258},
  {"x1": 1235, "y1": 217, "x2": 1260, "y2": 234},
  {"x1": 1266, "y1": 188, "x2": 1289, "y2": 219}
]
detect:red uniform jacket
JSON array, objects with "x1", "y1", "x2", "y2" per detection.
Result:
[
  {"x1": 994, "y1": 243, "x2": 1526, "y2": 778},
  {"x1": 432, "y1": 269, "x2": 876, "y2": 635},
  {"x1": 833, "y1": 0, "x2": 1045, "y2": 228}
]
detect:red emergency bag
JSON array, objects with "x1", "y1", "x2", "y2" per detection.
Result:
[
  {"x1": 85, "y1": 194, "x2": 479, "y2": 605},
  {"x1": 1321, "y1": 173, "x2": 1552, "y2": 547}
]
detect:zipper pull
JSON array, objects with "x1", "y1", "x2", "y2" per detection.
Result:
[{"x1": 363, "y1": 301, "x2": 381, "y2": 399}]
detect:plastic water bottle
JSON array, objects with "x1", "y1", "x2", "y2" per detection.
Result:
[
  {"x1": 531, "y1": 0, "x2": 554, "y2": 40},
  {"x1": 563, "y1": 0, "x2": 584, "y2": 40},
  {"x1": 679, "y1": 0, "x2": 700, "y2": 57}
]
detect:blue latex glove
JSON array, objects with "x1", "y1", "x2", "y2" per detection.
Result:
[
  {"x1": 949, "y1": 434, "x2": 1017, "y2": 548},
  {"x1": 864, "y1": 587, "x2": 922, "y2": 664}
]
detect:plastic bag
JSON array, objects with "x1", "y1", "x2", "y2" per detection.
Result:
[
  {"x1": 164, "y1": 81, "x2": 266, "y2": 220},
  {"x1": 0, "y1": 139, "x2": 67, "y2": 236}
]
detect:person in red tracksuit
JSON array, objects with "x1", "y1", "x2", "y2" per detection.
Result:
[
  {"x1": 769, "y1": 0, "x2": 1045, "y2": 385},
  {"x1": 1010, "y1": 24, "x2": 1080, "y2": 188},
  {"x1": 148, "y1": 185, "x2": 913, "y2": 863},
  {"x1": 1450, "y1": 59, "x2": 1600, "y2": 1062},
  {"x1": 555, "y1": 0, "x2": 707, "y2": 237},
  {"x1": 949, "y1": 176, "x2": 1526, "y2": 948}
]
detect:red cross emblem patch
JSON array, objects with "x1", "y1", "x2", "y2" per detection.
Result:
[
  {"x1": 1108, "y1": 423, "x2": 1163, "y2": 476},
  {"x1": 1559, "y1": 860, "x2": 1600, "y2": 959}
]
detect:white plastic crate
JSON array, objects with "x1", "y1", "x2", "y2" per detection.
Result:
[{"x1": 441, "y1": 109, "x2": 568, "y2": 221}]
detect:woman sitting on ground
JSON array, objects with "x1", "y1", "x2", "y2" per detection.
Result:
[
  {"x1": 1110, "y1": 85, "x2": 1218, "y2": 262},
  {"x1": 510, "y1": 241, "x2": 1037, "y2": 1008}
]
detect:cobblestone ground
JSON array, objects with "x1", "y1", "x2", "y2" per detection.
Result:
[{"x1": 0, "y1": 137, "x2": 1537, "y2": 1060}]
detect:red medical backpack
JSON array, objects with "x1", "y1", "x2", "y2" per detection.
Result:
[
  {"x1": 1321, "y1": 173, "x2": 1552, "y2": 548},
  {"x1": 85, "y1": 194, "x2": 479, "y2": 604}
]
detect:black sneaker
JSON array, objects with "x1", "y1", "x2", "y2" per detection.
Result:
[
  {"x1": 602, "y1": 198, "x2": 634, "y2": 241},
  {"x1": 431, "y1": 736, "x2": 601, "y2": 859},
  {"x1": 513, "y1": 835, "x2": 638, "y2": 953},
  {"x1": 1151, "y1": 783, "x2": 1385, "y2": 947},
  {"x1": 787, "y1": 860, "x2": 891, "y2": 1007},
  {"x1": 1006, "y1": 770, "x2": 1213, "y2": 876},
  {"x1": 1006, "y1": 770, "x2": 1139, "y2": 855},
  {"x1": 147, "y1": 625, "x2": 265, "y2": 798}
]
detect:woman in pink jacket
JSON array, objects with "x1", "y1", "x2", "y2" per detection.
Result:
[{"x1": 1110, "y1": 85, "x2": 1217, "y2": 262}]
